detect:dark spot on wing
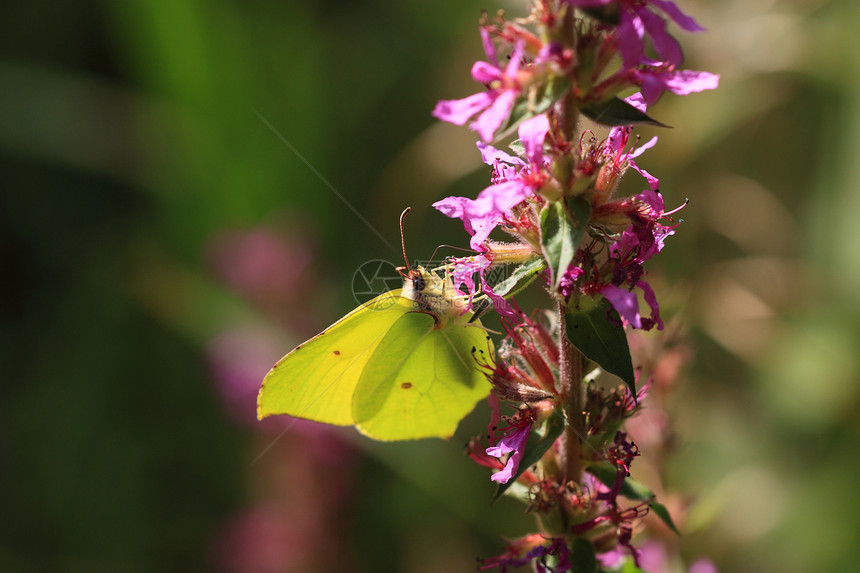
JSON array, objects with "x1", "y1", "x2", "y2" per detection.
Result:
[
  {"x1": 333, "y1": 350, "x2": 341, "y2": 356},
  {"x1": 401, "y1": 382, "x2": 413, "y2": 389}
]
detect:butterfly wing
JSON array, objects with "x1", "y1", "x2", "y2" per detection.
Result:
[
  {"x1": 257, "y1": 290, "x2": 407, "y2": 426},
  {"x1": 352, "y1": 311, "x2": 493, "y2": 440}
]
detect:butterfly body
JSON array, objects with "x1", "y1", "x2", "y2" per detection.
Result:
[{"x1": 257, "y1": 267, "x2": 492, "y2": 441}]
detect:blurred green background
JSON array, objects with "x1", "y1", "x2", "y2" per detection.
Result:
[{"x1": 2, "y1": 0, "x2": 859, "y2": 571}]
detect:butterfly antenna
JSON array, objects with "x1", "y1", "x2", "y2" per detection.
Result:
[
  {"x1": 399, "y1": 207, "x2": 412, "y2": 273},
  {"x1": 430, "y1": 244, "x2": 474, "y2": 262}
]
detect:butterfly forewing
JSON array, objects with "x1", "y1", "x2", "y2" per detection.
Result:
[{"x1": 257, "y1": 290, "x2": 406, "y2": 426}]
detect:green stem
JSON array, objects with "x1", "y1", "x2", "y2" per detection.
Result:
[
  {"x1": 554, "y1": 0, "x2": 584, "y2": 492},
  {"x1": 557, "y1": 5, "x2": 579, "y2": 141},
  {"x1": 556, "y1": 299, "x2": 584, "y2": 487}
]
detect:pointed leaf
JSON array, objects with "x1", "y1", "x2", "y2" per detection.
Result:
[
  {"x1": 541, "y1": 199, "x2": 588, "y2": 291},
  {"x1": 582, "y1": 97, "x2": 668, "y2": 128},
  {"x1": 566, "y1": 299, "x2": 636, "y2": 394},
  {"x1": 566, "y1": 195, "x2": 591, "y2": 240},
  {"x1": 586, "y1": 462, "x2": 652, "y2": 501},
  {"x1": 490, "y1": 257, "x2": 546, "y2": 299},
  {"x1": 570, "y1": 537, "x2": 598, "y2": 573},
  {"x1": 649, "y1": 500, "x2": 680, "y2": 535},
  {"x1": 508, "y1": 140, "x2": 525, "y2": 157},
  {"x1": 493, "y1": 410, "x2": 565, "y2": 501}
]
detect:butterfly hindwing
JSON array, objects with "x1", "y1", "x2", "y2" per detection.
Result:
[{"x1": 353, "y1": 310, "x2": 492, "y2": 440}]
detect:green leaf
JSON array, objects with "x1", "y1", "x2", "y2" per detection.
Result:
[
  {"x1": 491, "y1": 257, "x2": 546, "y2": 299},
  {"x1": 570, "y1": 538, "x2": 598, "y2": 573},
  {"x1": 649, "y1": 500, "x2": 680, "y2": 535},
  {"x1": 585, "y1": 462, "x2": 652, "y2": 501},
  {"x1": 565, "y1": 299, "x2": 636, "y2": 395},
  {"x1": 493, "y1": 410, "x2": 565, "y2": 501},
  {"x1": 495, "y1": 75, "x2": 571, "y2": 140},
  {"x1": 541, "y1": 199, "x2": 589, "y2": 291},
  {"x1": 581, "y1": 97, "x2": 668, "y2": 128},
  {"x1": 508, "y1": 140, "x2": 525, "y2": 157}
]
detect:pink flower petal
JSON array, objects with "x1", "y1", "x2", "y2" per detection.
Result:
[
  {"x1": 482, "y1": 280, "x2": 519, "y2": 321},
  {"x1": 486, "y1": 421, "x2": 532, "y2": 484},
  {"x1": 477, "y1": 141, "x2": 524, "y2": 167},
  {"x1": 432, "y1": 195, "x2": 469, "y2": 219},
  {"x1": 432, "y1": 92, "x2": 493, "y2": 125},
  {"x1": 637, "y1": 6, "x2": 683, "y2": 66},
  {"x1": 472, "y1": 89, "x2": 517, "y2": 142},
  {"x1": 625, "y1": 91, "x2": 648, "y2": 112},
  {"x1": 661, "y1": 69, "x2": 721, "y2": 96},
  {"x1": 479, "y1": 27, "x2": 498, "y2": 67},
  {"x1": 637, "y1": 280, "x2": 664, "y2": 330},
  {"x1": 519, "y1": 114, "x2": 550, "y2": 165},
  {"x1": 471, "y1": 60, "x2": 503, "y2": 84},
  {"x1": 505, "y1": 40, "x2": 525, "y2": 79},
  {"x1": 652, "y1": 0, "x2": 706, "y2": 32},
  {"x1": 601, "y1": 284, "x2": 642, "y2": 329},
  {"x1": 616, "y1": 11, "x2": 646, "y2": 67}
]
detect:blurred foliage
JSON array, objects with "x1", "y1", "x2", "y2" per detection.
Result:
[{"x1": 2, "y1": 0, "x2": 860, "y2": 571}]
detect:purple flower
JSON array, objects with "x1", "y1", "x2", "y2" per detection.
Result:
[
  {"x1": 596, "y1": 187, "x2": 684, "y2": 330},
  {"x1": 480, "y1": 535, "x2": 570, "y2": 572},
  {"x1": 482, "y1": 279, "x2": 520, "y2": 321},
  {"x1": 448, "y1": 254, "x2": 491, "y2": 305},
  {"x1": 689, "y1": 558, "x2": 719, "y2": 573},
  {"x1": 593, "y1": 93, "x2": 660, "y2": 197},
  {"x1": 632, "y1": 61, "x2": 720, "y2": 105},
  {"x1": 597, "y1": 546, "x2": 627, "y2": 569},
  {"x1": 627, "y1": 187, "x2": 680, "y2": 261},
  {"x1": 446, "y1": 252, "x2": 526, "y2": 320},
  {"x1": 601, "y1": 284, "x2": 644, "y2": 329},
  {"x1": 559, "y1": 265, "x2": 585, "y2": 300},
  {"x1": 485, "y1": 411, "x2": 535, "y2": 483},
  {"x1": 433, "y1": 30, "x2": 527, "y2": 142},
  {"x1": 566, "y1": 0, "x2": 704, "y2": 67},
  {"x1": 433, "y1": 114, "x2": 550, "y2": 250}
]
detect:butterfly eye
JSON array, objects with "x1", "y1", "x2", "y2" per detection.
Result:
[{"x1": 412, "y1": 275, "x2": 427, "y2": 293}]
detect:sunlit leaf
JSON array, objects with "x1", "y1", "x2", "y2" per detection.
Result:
[
  {"x1": 492, "y1": 257, "x2": 546, "y2": 299},
  {"x1": 541, "y1": 199, "x2": 589, "y2": 291}
]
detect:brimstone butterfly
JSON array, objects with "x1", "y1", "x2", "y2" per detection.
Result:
[{"x1": 257, "y1": 263, "x2": 493, "y2": 441}]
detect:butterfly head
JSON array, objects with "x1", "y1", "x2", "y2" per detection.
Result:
[{"x1": 400, "y1": 266, "x2": 466, "y2": 320}]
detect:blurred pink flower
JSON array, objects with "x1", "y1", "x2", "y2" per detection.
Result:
[
  {"x1": 211, "y1": 506, "x2": 303, "y2": 573},
  {"x1": 206, "y1": 225, "x2": 314, "y2": 304},
  {"x1": 206, "y1": 327, "x2": 286, "y2": 426}
]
